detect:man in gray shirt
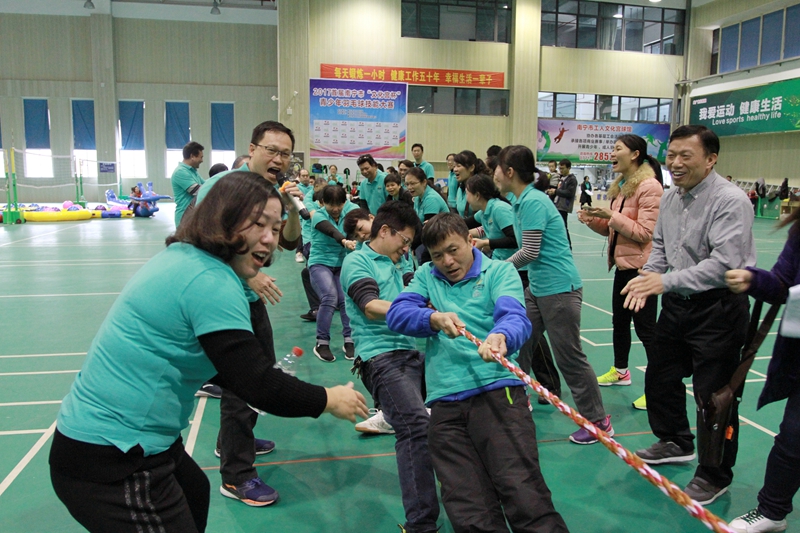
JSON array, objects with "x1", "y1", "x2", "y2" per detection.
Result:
[{"x1": 621, "y1": 125, "x2": 755, "y2": 506}]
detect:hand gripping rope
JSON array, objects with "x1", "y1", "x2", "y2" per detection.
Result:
[{"x1": 456, "y1": 325, "x2": 735, "y2": 533}]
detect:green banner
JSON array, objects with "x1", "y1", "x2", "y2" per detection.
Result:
[{"x1": 689, "y1": 77, "x2": 800, "y2": 137}]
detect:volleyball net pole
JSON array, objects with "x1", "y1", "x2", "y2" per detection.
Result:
[
  {"x1": 2, "y1": 148, "x2": 25, "y2": 224},
  {"x1": 457, "y1": 325, "x2": 736, "y2": 533}
]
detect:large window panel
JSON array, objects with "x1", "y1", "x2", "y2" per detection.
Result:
[
  {"x1": 643, "y1": 21, "x2": 662, "y2": 50},
  {"x1": 72, "y1": 100, "x2": 95, "y2": 151},
  {"x1": 555, "y1": 93, "x2": 576, "y2": 118},
  {"x1": 401, "y1": 2, "x2": 417, "y2": 37},
  {"x1": 558, "y1": 0, "x2": 578, "y2": 14},
  {"x1": 497, "y1": 6, "x2": 510, "y2": 42},
  {"x1": 624, "y1": 5, "x2": 643, "y2": 19},
  {"x1": 719, "y1": 24, "x2": 740, "y2": 73},
  {"x1": 786, "y1": 4, "x2": 800, "y2": 59},
  {"x1": 24, "y1": 99, "x2": 50, "y2": 149},
  {"x1": 599, "y1": 17, "x2": 622, "y2": 50},
  {"x1": 578, "y1": 16, "x2": 597, "y2": 48},
  {"x1": 663, "y1": 23, "x2": 683, "y2": 55},
  {"x1": 538, "y1": 92, "x2": 554, "y2": 118},
  {"x1": 658, "y1": 100, "x2": 672, "y2": 123},
  {"x1": 575, "y1": 94, "x2": 595, "y2": 120},
  {"x1": 478, "y1": 90, "x2": 508, "y2": 116},
  {"x1": 165, "y1": 102, "x2": 190, "y2": 150},
  {"x1": 409, "y1": 86, "x2": 433, "y2": 113},
  {"x1": 541, "y1": 13, "x2": 557, "y2": 46},
  {"x1": 419, "y1": 4, "x2": 440, "y2": 39},
  {"x1": 625, "y1": 20, "x2": 644, "y2": 51},
  {"x1": 639, "y1": 98, "x2": 659, "y2": 122},
  {"x1": 619, "y1": 97, "x2": 639, "y2": 121},
  {"x1": 597, "y1": 95, "x2": 618, "y2": 120},
  {"x1": 476, "y1": 7, "x2": 496, "y2": 41},
  {"x1": 433, "y1": 87, "x2": 455, "y2": 114},
  {"x1": 119, "y1": 100, "x2": 146, "y2": 180},
  {"x1": 210, "y1": 103, "x2": 234, "y2": 152},
  {"x1": 439, "y1": 5, "x2": 475, "y2": 41},
  {"x1": 579, "y1": 2, "x2": 598, "y2": 16},
  {"x1": 557, "y1": 14, "x2": 577, "y2": 47},
  {"x1": 738, "y1": 18, "x2": 760, "y2": 69},
  {"x1": 542, "y1": 0, "x2": 557, "y2": 12},
  {"x1": 455, "y1": 89, "x2": 478, "y2": 115},
  {"x1": 761, "y1": 10, "x2": 784, "y2": 64}
]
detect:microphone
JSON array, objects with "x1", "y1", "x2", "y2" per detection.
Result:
[{"x1": 279, "y1": 179, "x2": 310, "y2": 220}]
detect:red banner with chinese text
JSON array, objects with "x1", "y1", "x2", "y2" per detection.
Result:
[{"x1": 320, "y1": 64, "x2": 505, "y2": 89}]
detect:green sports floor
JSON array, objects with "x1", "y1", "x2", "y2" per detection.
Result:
[{"x1": 0, "y1": 206, "x2": 793, "y2": 533}]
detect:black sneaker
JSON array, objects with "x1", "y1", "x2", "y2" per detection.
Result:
[
  {"x1": 300, "y1": 310, "x2": 317, "y2": 322},
  {"x1": 215, "y1": 438, "x2": 275, "y2": 458},
  {"x1": 684, "y1": 476, "x2": 728, "y2": 505},
  {"x1": 635, "y1": 440, "x2": 696, "y2": 464},
  {"x1": 195, "y1": 382, "x2": 222, "y2": 399},
  {"x1": 314, "y1": 344, "x2": 335, "y2": 362},
  {"x1": 344, "y1": 342, "x2": 355, "y2": 361}
]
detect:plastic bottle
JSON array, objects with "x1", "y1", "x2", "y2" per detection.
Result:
[{"x1": 275, "y1": 346, "x2": 304, "y2": 376}]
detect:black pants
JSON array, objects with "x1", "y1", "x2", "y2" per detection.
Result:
[
  {"x1": 216, "y1": 301, "x2": 276, "y2": 486},
  {"x1": 301, "y1": 242, "x2": 320, "y2": 312},
  {"x1": 646, "y1": 291, "x2": 749, "y2": 488},
  {"x1": 611, "y1": 267, "x2": 657, "y2": 369},
  {"x1": 428, "y1": 387, "x2": 569, "y2": 533},
  {"x1": 559, "y1": 210, "x2": 571, "y2": 250},
  {"x1": 50, "y1": 431, "x2": 209, "y2": 533},
  {"x1": 517, "y1": 270, "x2": 562, "y2": 396}
]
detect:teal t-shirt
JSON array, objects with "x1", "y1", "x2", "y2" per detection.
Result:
[
  {"x1": 57, "y1": 243, "x2": 252, "y2": 455},
  {"x1": 171, "y1": 162, "x2": 204, "y2": 226},
  {"x1": 455, "y1": 185, "x2": 472, "y2": 217},
  {"x1": 328, "y1": 174, "x2": 345, "y2": 186},
  {"x1": 447, "y1": 171, "x2": 458, "y2": 208},
  {"x1": 308, "y1": 202, "x2": 358, "y2": 267},
  {"x1": 301, "y1": 195, "x2": 321, "y2": 244},
  {"x1": 512, "y1": 184, "x2": 582, "y2": 297},
  {"x1": 402, "y1": 251, "x2": 524, "y2": 403},
  {"x1": 474, "y1": 198, "x2": 516, "y2": 262},
  {"x1": 297, "y1": 182, "x2": 315, "y2": 199},
  {"x1": 416, "y1": 160, "x2": 435, "y2": 179},
  {"x1": 341, "y1": 244, "x2": 416, "y2": 361},
  {"x1": 359, "y1": 171, "x2": 387, "y2": 214},
  {"x1": 414, "y1": 185, "x2": 450, "y2": 222}
]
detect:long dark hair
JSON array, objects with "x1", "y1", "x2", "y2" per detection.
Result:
[
  {"x1": 616, "y1": 134, "x2": 663, "y2": 186},
  {"x1": 497, "y1": 145, "x2": 537, "y2": 184},
  {"x1": 453, "y1": 150, "x2": 488, "y2": 185},
  {"x1": 465, "y1": 174, "x2": 509, "y2": 204},
  {"x1": 167, "y1": 172, "x2": 283, "y2": 262},
  {"x1": 778, "y1": 205, "x2": 800, "y2": 237}
]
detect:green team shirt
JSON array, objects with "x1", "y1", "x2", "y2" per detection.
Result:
[
  {"x1": 415, "y1": 160, "x2": 435, "y2": 179},
  {"x1": 447, "y1": 171, "x2": 458, "y2": 208},
  {"x1": 402, "y1": 252, "x2": 524, "y2": 403},
  {"x1": 171, "y1": 162, "x2": 204, "y2": 226},
  {"x1": 359, "y1": 171, "x2": 387, "y2": 214},
  {"x1": 456, "y1": 185, "x2": 472, "y2": 217},
  {"x1": 308, "y1": 202, "x2": 358, "y2": 268},
  {"x1": 474, "y1": 198, "x2": 516, "y2": 262},
  {"x1": 512, "y1": 184, "x2": 581, "y2": 297},
  {"x1": 414, "y1": 185, "x2": 450, "y2": 222},
  {"x1": 341, "y1": 244, "x2": 416, "y2": 361},
  {"x1": 57, "y1": 243, "x2": 251, "y2": 455}
]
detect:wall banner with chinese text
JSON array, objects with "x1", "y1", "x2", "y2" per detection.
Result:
[
  {"x1": 320, "y1": 63, "x2": 504, "y2": 88},
  {"x1": 536, "y1": 119, "x2": 671, "y2": 165},
  {"x1": 689, "y1": 78, "x2": 800, "y2": 137},
  {"x1": 310, "y1": 78, "x2": 407, "y2": 159}
]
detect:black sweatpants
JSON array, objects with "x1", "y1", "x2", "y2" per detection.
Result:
[
  {"x1": 611, "y1": 267, "x2": 657, "y2": 369},
  {"x1": 50, "y1": 431, "x2": 209, "y2": 533},
  {"x1": 646, "y1": 291, "x2": 749, "y2": 488}
]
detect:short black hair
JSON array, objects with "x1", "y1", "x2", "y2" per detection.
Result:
[
  {"x1": 357, "y1": 154, "x2": 377, "y2": 167},
  {"x1": 486, "y1": 145, "x2": 501, "y2": 158},
  {"x1": 371, "y1": 201, "x2": 420, "y2": 239},
  {"x1": 232, "y1": 154, "x2": 250, "y2": 169},
  {"x1": 250, "y1": 120, "x2": 295, "y2": 150},
  {"x1": 208, "y1": 163, "x2": 228, "y2": 178},
  {"x1": 421, "y1": 213, "x2": 470, "y2": 250},
  {"x1": 405, "y1": 167, "x2": 427, "y2": 185},
  {"x1": 398, "y1": 159, "x2": 414, "y2": 169},
  {"x1": 411, "y1": 143, "x2": 424, "y2": 152},
  {"x1": 321, "y1": 184, "x2": 347, "y2": 205},
  {"x1": 669, "y1": 125, "x2": 720, "y2": 156},
  {"x1": 559, "y1": 159, "x2": 572, "y2": 169},
  {"x1": 384, "y1": 172, "x2": 402, "y2": 186},
  {"x1": 343, "y1": 208, "x2": 371, "y2": 239},
  {"x1": 497, "y1": 145, "x2": 538, "y2": 185},
  {"x1": 183, "y1": 142, "x2": 204, "y2": 160}
]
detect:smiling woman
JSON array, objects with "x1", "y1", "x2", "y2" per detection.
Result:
[{"x1": 48, "y1": 173, "x2": 368, "y2": 533}]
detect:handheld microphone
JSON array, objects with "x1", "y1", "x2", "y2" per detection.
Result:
[{"x1": 279, "y1": 180, "x2": 310, "y2": 220}]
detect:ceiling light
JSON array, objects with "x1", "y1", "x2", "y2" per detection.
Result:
[
  {"x1": 649, "y1": 0, "x2": 662, "y2": 2},
  {"x1": 83, "y1": 0, "x2": 95, "y2": 9},
  {"x1": 613, "y1": 13, "x2": 623, "y2": 18},
  {"x1": 211, "y1": 1, "x2": 221, "y2": 15}
]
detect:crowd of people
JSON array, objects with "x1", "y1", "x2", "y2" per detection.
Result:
[{"x1": 47, "y1": 121, "x2": 798, "y2": 533}]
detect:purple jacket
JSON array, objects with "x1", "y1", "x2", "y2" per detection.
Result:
[{"x1": 745, "y1": 230, "x2": 800, "y2": 408}]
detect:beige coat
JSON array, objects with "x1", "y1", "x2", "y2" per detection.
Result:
[{"x1": 586, "y1": 162, "x2": 663, "y2": 271}]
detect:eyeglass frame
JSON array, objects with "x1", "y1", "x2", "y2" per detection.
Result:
[{"x1": 253, "y1": 143, "x2": 292, "y2": 160}]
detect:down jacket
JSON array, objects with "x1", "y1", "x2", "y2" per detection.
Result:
[{"x1": 585, "y1": 162, "x2": 663, "y2": 271}]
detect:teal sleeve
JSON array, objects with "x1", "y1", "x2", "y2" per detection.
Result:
[
  {"x1": 403, "y1": 263, "x2": 431, "y2": 298},
  {"x1": 519, "y1": 197, "x2": 547, "y2": 232},
  {"x1": 183, "y1": 271, "x2": 252, "y2": 337},
  {"x1": 493, "y1": 202, "x2": 515, "y2": 230},
  {"x1": 489, "y1": 262, "x2": 526, "y2": 307},
  {"x1": 340, "y1": 253, "x2": 372, "y2": 294},
  {"x1": 474, "y1": 211, "x2": 484, "y2": 224}
]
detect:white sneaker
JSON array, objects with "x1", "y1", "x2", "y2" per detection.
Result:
[
  {"x1": 295, "y1": 252, "x2": 304, "y2": 263},
  {"x1": 729, "y1": 510, "x2": 787, "y2": 533},
  {"x1": 355, "y1": 409, "x2": 395, "y2": 434}
]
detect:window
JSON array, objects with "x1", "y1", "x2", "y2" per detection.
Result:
[
  {"x1": 72, "y1": 100, "x2": 97, "y2": 178},
  {"x1": 575, "y1": 94, "x2": 596, "y2": 120},
  {"x1": 401, "y1": 0, "x2": 510, "y2": 43},
  {"x1": 23, "y1": 99, "x2": 53, "y2": 178},
  {"x1": 538, "y1": 92, "x2": 555, "y2": 118},
  {"x1": 539, "y1": 92, "x2": 669, "y2": 123},
  {"x1": 119, "y1": 100, "x2": 146, "y2": 180},
  {"x1": 739, "y1": 18, "x2": 760, "y2": 69},
  {"x1": 211, "y1": 103, "x2": 235, "y2": 170},
  {"x1": 719, "y1": 24, "x2": 740, "y2": 73},
  {"x1": 407, "y1": 87, "x2": 508, "y2": 116},
  {"x1": 597, "y1": 95, "x2": 618, "y2": 120},
  {"x1": 543, "y1": 1, "x2": 684, "y2": 55},
  {"x1": 760, "y1": 10, "x2": 783, "y2": 64},
  {"x1": 786, "y1": 4, "x2": 800, "y2": 59},
  {"x1": 710, "y1": 28, "x2": 720, "y2": 75},
  {"x1": 639, "y1": 98, "x2": 659, "y2": 123},
  {"x1": 619, "y1": 97, "x2": 638, "y2": 121},
  {"x1": 166, "y1": 102, "x2": 190, "y2": 176},
  {"x1": 555, "y1": 93, "x2": 576, "y2": 118}
]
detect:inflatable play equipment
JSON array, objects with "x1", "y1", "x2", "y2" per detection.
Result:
[
  {"x1": 107, "y1": 182, "x2": 171, "y2": 218},
  {"x1": 24, "y1": 206, "x2": 92, "y2": 222}
]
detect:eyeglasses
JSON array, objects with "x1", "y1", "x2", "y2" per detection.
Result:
[
  {"x1": 390, "y1": 228, "x2": 413, "y2": 246},
  {"x1": 254, "y1": 144, "x2": 292, "y2": 160}
]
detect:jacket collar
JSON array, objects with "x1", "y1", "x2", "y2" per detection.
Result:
[{"x1": 608, "y1": 161, "x2": 656, "y2": 199}]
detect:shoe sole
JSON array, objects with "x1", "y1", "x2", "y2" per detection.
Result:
[
  {"x1": 300, "y1": 316, "x2": 317, "y2": 322},
  {"x1": 569, "y1": 427, "x2": 615, "y2": 445},
  {"x1": 632, "y1": 403, "x2": 647, "y2": 410},
  {"x1": 194, "y1": 391, "x2": 222, "y2": 399},
  {"x1": 598, "y1": 380, "x2": 632, "y2": 386},
  {"x1": 313, "y1": 346, "x2": 335, "y2": 362},
  {"x1": 215, "y1": 447, "x2": 275, "y2": 458},
  {"x1": 343, "y1": 345, "x2": 355, "y2": 361},
  {"x1": 690, "y1": 485, "x2": 728, "y2": 506},
  {"x1": 219, "y1": 485, "x2": 278, "y2": 507},
  {"x1": 637, "y1": 452, "x2": 696, "y2": 465},
  {"x1": 355, "y1": 426, "x2": 395, "y2": 434}
]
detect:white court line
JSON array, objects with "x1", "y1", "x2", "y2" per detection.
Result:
[
  {"x1": 184, "y1": 396, "x2": 208, "y2": 457},
  {"x1": 0, "y1": 420, "x2": 57, "y2": 498},
  {"x1": 582, "y1": 301, "x2": 614, "y2": 316},
  {"x1": 581, "y1": 336, "x2": 640, "y2": 347},
  {"x1": 0, "y1": 352, "x2": 86, "y2": 359},
  {"x1": 0, "y1": 370, "x2": 79, "y2": 377},
  {"x1": 748, "y1": 369, "x2": 768, "y2": 378},
  {"x1": 0, "y1": 292, "x2": 119, "y2": 299},
  {"x1": 0, "y1": 226, "x2": 79, "y2": 248},
  {"x1": 0, "y1": 429, "x2": 49, "y2": 436},
  {"x1": 0, "y1": 400, "x2": 62, "y2": 407}
]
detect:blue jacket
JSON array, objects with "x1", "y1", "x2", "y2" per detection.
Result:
[{"x1": 746, "y1": 229, "x2": 800, "y2": 408}]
